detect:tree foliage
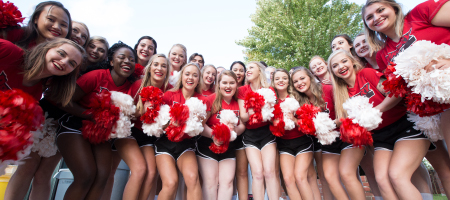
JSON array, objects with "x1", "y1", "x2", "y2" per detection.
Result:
[{"x1": 237, "y1": 0, "x2": 363, "y2": 70}]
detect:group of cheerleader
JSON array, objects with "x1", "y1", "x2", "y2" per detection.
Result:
[{"x1": 1, "y1": 0, "x2": 450, "y2": 200}]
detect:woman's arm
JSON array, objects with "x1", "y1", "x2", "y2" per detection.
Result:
[
  {"x1": 431, "y1": 1, "x2": 450, "y2": 27},
  {"x1": 238, "y1": 99, "x2": 249, "y2": 123},
  {"x1": 234, "y1": 120, "x2": 246, "y2": 136},
  {"x1": 375, "y1": 76, "x2": 403, "y2": 112}
]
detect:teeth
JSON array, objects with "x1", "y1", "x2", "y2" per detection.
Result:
[
  {"x1": 54, "y1": 62, "x2": 62, "y2": 70},
  {"x1": 123, "y1": 66, "x2": 130, "y2": 70}
]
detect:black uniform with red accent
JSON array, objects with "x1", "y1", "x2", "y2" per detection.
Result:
[
  {"x1": 276, "y1": 96, "x2": 314, "y2": 156},
  {"x1": 349, "y1": 68, "x2": 429, "y2": 151},
  {"x1": 56, "y1": 69, "x2": 132, "y2": 139},
  {"x1": 196, "y1": 93, "x2": 240, "y2": 161},
  {"x1": 155, "y1": 89, "x2": 211, "y2": 160},
  {"x1": 376, "y1": 0, "x2": 450, "y2": 72},
  {"x1": 237, "y1": 85, "x2": 276, "y2": 150}
]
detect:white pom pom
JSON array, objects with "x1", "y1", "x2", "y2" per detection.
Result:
[
  {"x1": 31, "y1": 113, "x2": 58, "y2": 157},
  {"x1": 280, "y1": 97, "x2": 300, "y2": 130},
  {"x1": 313, "y1": 112, "x2": 339, "y2": 145},
  {"x1": 230, "y1": 131, "x2": 237, "y2": 141},
  {"x1": 256, "y1": 88, "x2": 277, "y2": 122},
  {"x1": 168, "y1": 70, "x2": 180, "y2": 87},
  {"x1": 184, "y1": 97, "x2": 207, "y2": 137},
  {"x1": 219, "y1": 109, "x2": 238, "y2": 126},
  {"x1": 142, "y1": 104, "x2": 171, "y2": 137},
  {"x1": 110, "y1": 92, "x2": 136, "y2": 138},
  {"x1": 343, "y1": 96, "x2": 382, "y2": 131},
  {"x1": 394, "y1": 40, "x2": 450, "y2": 104},
  {"x1": 407, "y1": 113, "x2": 443, "y2": 142}
]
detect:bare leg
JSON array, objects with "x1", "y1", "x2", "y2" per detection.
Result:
[
  {"x1": 425, "y1": 140, "x2": 450, "y2": 195},
  {"x1": 177, "y1": 151, "x2": 202, "y2": 200},
  {"x1": 4, "y1": 152, "x2": 41, "y2": 200},
  {"x1": 261, "y1": 144, "x2": 280, "y2": 200},
  {"x1": 140, "y1": 146, "x2": 157, "y2": 200},
  {"x1": 359, "y1": 146, "x2": 381, "y2": 197},
  {"x1": 85, "y1": 142, "x2": 112, "y2": 200},
  {"x1": 280, "y1": 154, "x2": 302, "y2": 200},
  {"x1": 29, "y1": 152, "x2": 62, "y2": 200},
  {"x1": 101, "y1": 151, "x2": 121, "y2": 200},
  {"x1": 313, "y1": 152, "x2": 334, "y2": 200},
  {"x1": 156, "y1": 154, "x2": 178, "y2": 200},
  {"x1": 235, "y1": 149, "x2": 249, "y2": 200},
  {"x1": 218, "y1": 159, "x2": 236, "y2": 200},
  {"x1": 197, "y1": 156, "x2": 219, "y2": 200},
  {"x1": 322, "y1": 154, "x2": 348, "y2": 200},
  {"x1": 294, "y1": 152, "x2": 315, "y2": 200},
  {"x1": 339, "y1": 148, "x2": 365, "y2": 200},
  {"x1": 373, "y1": 150, "x2": 398, "y2": 200}
]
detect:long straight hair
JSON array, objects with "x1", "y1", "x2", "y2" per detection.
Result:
[
  {"x1": 200, "y1": 64, "x2": 217, "y2": 93},
  {"x1": 212, "y1": 70, "x2": 239, "y2": 114},
  {"x1": 25, "y1": 38, "x2": 86, "y2": 106},
  {"x1": 327, "y1": 50, "x2": 364, "y2": 119},
  {"x1": 168, "y1": 44, "x2": 187, "y2": 72},
  {"x1": 246, "y1": 61, "x2": 270, "y2": 89},
  {"x1": 170, "y1": 62, "x2": 202, "y2": 94},
  {"x1": 291, "y1": 67, "x2": 325, "y2": 109},
  {"x1": 135, "y1": 54, "x2": 170, "y2": 114},
  {"x1": 362, "y1": 0, "x2": 404, "y2": 54},
  {"x1": 271, "y1": 68, "x2": 299, "y2": 103}
]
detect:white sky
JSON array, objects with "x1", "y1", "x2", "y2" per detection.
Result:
[{"x1": 13, "y1": 0, "x2": 426, "y2": 68}]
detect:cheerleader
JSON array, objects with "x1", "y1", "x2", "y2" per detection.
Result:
[
  {"x1": 156, "y1": 63, "x2": 209, "y2": 200},
  {"x1": 200, "y1": 64, "x2": 217, "y2": 96},
  {"x1": 363, "y1": 0, "x2": 450, "y2": 197},
  {"x1": 229, "y1": 61, "x2": 248, "y2": 200},
  {"x1": 2, "y1": 38, "x2": 85, "y2": 200},
  {"x1": 168, "y1": 44, "x2": 187, "y2": 73},
  {"x1": 216, "y1": 66, "x2": 225, "y2": 80},
  {"x1": 189, "y1": 53, "x2": 205, "y2": 69},
  {"x1": 329, "y1": 49, "x2": 431, "y2": 199},
  {"x1": 56, "y1": 41, "x2": 136, "y2": 199},
  {"x1": 83, "y1": 36, "x2": 109, "y2": 74},
  {"x1": 1, "y1": 1, "x2": 72, "y2": 49},
  {"x1": 353, "y1": 33, "x2": 380, "y2": 71},
  {"x1": 331, "y1": 34, "x2": 365, "y2": 66},
  {"x1": 309, "y1": 56, "x2": 332, "y2": 85},
  {"x1": 196, "y1": 70, "x2": 246, "y2": 200},
  {"x1": 272, "y1": 68, "x2": 315, "y2": 200},
  {"x1": 134, "y1": 36, "x2": 157, "y2": 76},
  {"x1": 70, "y1": 21, "x2": 89, "y2": 48},
  {"x1": 237, "y1": 61, "x2": 280, "y2": 200},
  {"x1": 110, "y1": 54, "x2": 169, "y2": 199}
]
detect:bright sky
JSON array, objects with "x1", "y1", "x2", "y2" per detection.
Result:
[{"x1": 13, "y1": 0, "x2": 426, "y2": 68}]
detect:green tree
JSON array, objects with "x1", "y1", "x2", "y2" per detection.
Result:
[{"x1": 237, "y1": 0, "x2": 363, "y2": 69}]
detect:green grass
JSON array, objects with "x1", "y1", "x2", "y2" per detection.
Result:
[{"x1": 433, "y1": 194, "x2": 448, "y2": 200}]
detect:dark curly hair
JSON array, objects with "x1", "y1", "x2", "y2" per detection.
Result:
[{"x1": 101, "y1": 41, "x2": 138, "y2": 82}]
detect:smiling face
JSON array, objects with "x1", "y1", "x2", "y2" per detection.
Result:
[
  {"x1": 150, "y1": 57, "x2": 168, "y2": 83},
  {"x1": 353, "y1": 35, "x2": 370, "y2": 58},
  {"x1": 191, "y1": 55, "x2": 204, "y2": 68},
  {"x1": 136, "y1": 39, "x2": 155, "y2": 64},
  {"x1": 266, "y1": 67, "x2": 276, "y2": 80},
  {"x1": 182, "y1": 65, "x2": 200, "y2": 91},
  {"x1": 231, "y1": 63, "x2": 245, "y2": 84},
  {"x1": 292, "y1": 70, "x2": 311, "y2": 94},
  {"x1": 110, "y1": 47, "x2": 136, "y2": 79},
  {"x1": 44, "y1": 43, "x2": 82, "y2": 77},
  {"x1": 86, "y1": 40, "x2": 107, "y2": 64},
  {"x1": 169, "y1": 46, "x2": 186, "y2": 71},
  {"x1": 330, "y1": 53, "x2": 355, "y2": 81},
  {"x1": 71, "y1": 22, "x2": 88, "y2": 46},
  {"x1": 35, "y1": 5, "x2": 70, "y2": 41},
  {"x1": 364, "y1": 2, "x2": 397, "y2": 34},
  {"x1": 309, "y1": 58, "x2": 328, "y2": 77},
  {"x1": 246, "y1": 63, "x2": 260, "y2": 83},
  {"x1": 219, "y1": 74, "x2": 237, "y2": 99},
  {"x1": 202, "y1": 66, "x2": 216, "y2": 86},
  {"x1": 273, "y1": 71, "x2": 289, "y2": 92},
  {"x1": 331, "y1": 37, "x2": 352, "y2": 52}
]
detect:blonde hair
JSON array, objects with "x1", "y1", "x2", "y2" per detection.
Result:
[
  {"x1": 170, "y1": 62, "x2": 202, "y2": 94},
  {"x1": 271, "y1": 68, "x2": 299, "y2": 103},
  {"x1": 246, "y1": 61, "x2": 270, "y2": 88},
  {"x1": 168, "y1": 44, "x2": 187, "y2": 71},
  {"x1": 135, "y1": 54, "x2": 170, "y2": 114},
  {"x1": 88, "y1": 36, "x2": 109, "y2": 50},
  {"x1": 362, "y1": 0, "x2": 404, "y2": 54},
  {"x1": 200, "y1": 64, "x2": 217, "y2": 93},
  {"x1": 291, "y1": 67, "x2": 325, "y2": 108},
  {"x1": 327, "y1": 50, "x2": 364, "y2": 119},
  {"x1": 72, "y1": 21, "x2": 90, "y2": 48},
  {"x1": 24, "y1": 38, "x2": 86, "y2": 106},
  {"x1": 212, "y1": 70, "x2": 238, "y2": 113},
  {"x1": 309, "y1": 55, "x2": 326, "y2": 68}
]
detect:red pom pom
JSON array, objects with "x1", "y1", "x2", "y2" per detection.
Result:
[
  {"x1": 383, "y1": 62, "x2": 409, "y2": 98},
  {"x1": 405, "y1": 93, "x2": 450, "y2": 117},
  {"x1": 165, "y1": 103, "x2": 189, "y2": 142},
  {"x1": 209, "y1": 123, "x2": 231, "y2": 154},
  {"x1": 133, "y1": 63, "x2": 145, "y2": 78},
  {"x1": 339, "y1": 118, "x2": 373, "y2": 148},
  {"x1": 244, "y1": 91, "x2": 264, "y2": 125},
  {"x1": 140, "y1": 86, "x2": 164, "y2": 124},
  {"x1": 0, "y1": 89, "x2": 44, "y2": 161},
  {"x1": 269, "y1": 104, "x2": 285, "y2": 137},
  {"x1": 0, "y1": 1, "x2": 25, "y2": 28},
  {"x1": 81, "y1": 90, "x2": 120, "y2": 144},
  {"x1": 296, "y1": 104, "x2": 320, "y2": 136}
]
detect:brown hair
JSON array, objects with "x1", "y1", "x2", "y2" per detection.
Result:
[
  {"x1": 24, "y1": 38, "x2": 86, "y2": 106},
  {"x1": 135, "y1": 54, "x2": 171, "y2": 114},
  {"x1": 72, "y1": 21, "x2": 90, "y2": 48},
  {"x1": 327, "y1": 50, "x2": 364, "y2": 119},
  {"x1": 200, "y1": 64, "x2": 217, "y2": 93},
  {"x1": 271, "y1": 68, "x2": 299, "y2": 103},
  {"x1": 212, "y1": 70, "x2": 239, "y2": 113},
  {"x1": 170, "y1": 62, "x2": 202, "y2": 94},
  {"x1": 291, "y1": 67, "x2": 325, "y2": 108},
  {"x1": 362, "y1": 0, "x2": 404, "y2": 54}
]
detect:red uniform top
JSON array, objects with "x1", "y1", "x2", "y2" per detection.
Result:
[
  {"x1": 278, "y1": 96, "x2": 305, "y2": 140},
  {"x1": 237, "y1": 84, "x2": 276, "y2": 129},
  {"x1": 201, "y1": 88, "x2": 214, "y2": 97},
  {"x1": 0, "y1": 29, "x2": 37, "y2": 49},
  {"x1": 128, "y1": 79, "x2": 173, "y2": 130},
  {"x1": 206, "y1": 93, "x2": 240, "y2": 127},
  {"x1": 162, "y1": 89, "x2": 211, "y2": 140},
  {"x1": 0, "y1": 39, "x2": 42, "y2": 100},
  {"x1": 77, "y1": 69, "x2": 132, "y2": 108},
  {"x1": 376, "y1": 0, "x2": 450, "y2": 71},
  {"x1": 347, "y1": 68, "x2": 405, "y2": 130},
  {"x1": 322, "y1": 84, "x2": 336, "y2": 121}
]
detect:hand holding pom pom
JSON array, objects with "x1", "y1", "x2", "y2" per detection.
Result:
[
  {"x1": 165, "y1": 103, "x2": 189, "y2": 142},
  {"x1": 269, "y1": 104, "x2": 285, "y2": 137},
  {"x1": 296, "y1": 104, "x2": 321, "y2": 136},
  {"x1": 209, "y1": 123, "x2": 232, "y2": 154},
  {"x1": 339, "y1": 118, "x2": 373, "y2": 148},
  {"x1": 244, "y1": 91, "x2": 264, "y2": 125},
  {"x1": 313, "y1": 112, "x2": 339, "y2": 145}
]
